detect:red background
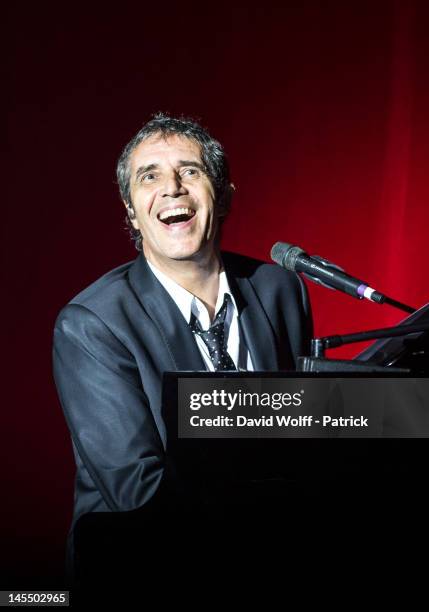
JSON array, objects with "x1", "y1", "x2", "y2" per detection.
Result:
[{"x1": 5, "y1": 1, "x2": 429, "y2": 585}]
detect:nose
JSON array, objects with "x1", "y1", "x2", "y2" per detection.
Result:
[{"x1": 162, "y1": 171, "x2": 188, "y2": 198}]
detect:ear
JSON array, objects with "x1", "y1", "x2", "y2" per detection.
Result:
[
  {"x1": 123, "y1": 200, "x2": 140, "y2": 230},
  {"x1": 217, "y1": 183, "x2": 235, "y2": 218}
]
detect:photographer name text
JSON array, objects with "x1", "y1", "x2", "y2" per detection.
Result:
[{"x1": 188, "y1": 415, "x2": 368, "y2": 428}]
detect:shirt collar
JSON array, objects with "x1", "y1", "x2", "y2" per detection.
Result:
[{"x1": 146, "y1": 259, "x2": 237, "y2": 325}]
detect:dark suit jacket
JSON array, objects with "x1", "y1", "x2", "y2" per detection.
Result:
[{"x1": 53, "y1": 251, "x2": 312, "y2": 580}]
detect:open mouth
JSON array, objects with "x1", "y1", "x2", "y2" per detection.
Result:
[{"x1": 158, "y1": 207, "x2": 196, "y2": 226}]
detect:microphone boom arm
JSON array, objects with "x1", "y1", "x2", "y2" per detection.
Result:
[{"x1": 311, "y1": 323, "x2": 429, "y2": 358}]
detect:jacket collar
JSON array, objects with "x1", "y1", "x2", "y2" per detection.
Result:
[
  {"x1": 222, "y1": 254, "x2": 279, "y2": 371},
  {"x1": 128, "y1": 253, "x2": 206, "y2": 371}
]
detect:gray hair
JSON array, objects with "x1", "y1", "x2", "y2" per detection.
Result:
[{"x1": 116, "y1": 112, "x2": 234, "y2": 251}]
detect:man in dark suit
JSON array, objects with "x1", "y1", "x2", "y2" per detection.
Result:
[{"x1": 53, "y1": 113, "x2": 312, "y2": 591}]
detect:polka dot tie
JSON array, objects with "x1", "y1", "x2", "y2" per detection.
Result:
[{"x1": 189, "y1": 296, "x2": 237, "y2": 371}]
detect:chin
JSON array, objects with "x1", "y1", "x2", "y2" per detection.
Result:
[
  {"x1": 167, "y1": 250, "x2": 201, "y2": 261},
  {"x1": 164, "y1": 241, "x2": 209, "y2": 261}
]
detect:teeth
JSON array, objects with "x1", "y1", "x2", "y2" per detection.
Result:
[{"x1": 159, "y1": 207, "x2": 195, "y2": 221}]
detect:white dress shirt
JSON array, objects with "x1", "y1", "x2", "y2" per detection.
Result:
[{"x1": 147, "y1": 260, "x2": 254, "y2": 371}]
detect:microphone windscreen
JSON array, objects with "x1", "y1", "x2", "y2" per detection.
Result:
[
  {"x1": 271, "y1": 242, "x2": 306, "y2": 271},
  {"x1": 270, "y1": 242, "x2": 291, "y2": 266}
]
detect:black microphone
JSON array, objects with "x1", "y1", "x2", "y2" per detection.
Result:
[{"x1": 271, "y1": 241, "x2": 386, "y2": 304}]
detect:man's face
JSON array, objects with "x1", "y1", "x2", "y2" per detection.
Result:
[{"x1": 128, "y1": 134, "x2": 219, "y2": 265}]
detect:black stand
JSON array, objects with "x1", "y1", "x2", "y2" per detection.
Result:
[{"x1": 297, "y1": 303, "x2": 429, "y2": 374}]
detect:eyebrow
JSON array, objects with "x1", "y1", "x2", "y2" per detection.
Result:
[
  {"x1": 134, "y1": 160, "x2": 206, "y2": 183},
  {"x1": 135, "y1": 163, "x2": 158, "y2": 183}
]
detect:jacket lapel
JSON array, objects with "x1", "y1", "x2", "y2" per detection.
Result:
[
  {"x1": 127, "y1": 254, "x2": 207, "y2": 371},
  {"x1": 224, "y1": 262, "x2": 279, "y2": 371}
]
